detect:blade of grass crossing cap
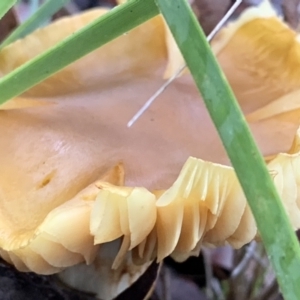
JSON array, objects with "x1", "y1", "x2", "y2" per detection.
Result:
[
  {"x1": 0, "y1": 0, "x2": 17, "y2": 20},
  {"x1": 0, "y1": 0, "x2": 159, "y2": 104},
  {"x1": 0, "y1": 0, "x2": 71, "y2": 50},
  {"x1": 154, "y1": 0, "x2": 300, "y2": 299}
]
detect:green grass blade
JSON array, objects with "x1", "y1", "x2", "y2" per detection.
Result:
[
  {"x1": 0, "y1": 0, "x2": 159, "y2": 104},
  {"x1": 0, "y1": 0, "x2": 71, "y2": 50},
  {"x1": 154, "y1": 0, "x2": 300, "y2": 299},
  {"x1": 0, "y1": 0, "x2": 17, "y2": 20}
]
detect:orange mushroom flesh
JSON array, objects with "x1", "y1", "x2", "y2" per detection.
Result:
[{"x1": 1, "y1": 1, "x2": 300, "y2": 299}]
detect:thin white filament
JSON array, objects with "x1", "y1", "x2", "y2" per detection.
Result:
[{"x1": 127, "y1": 0, "x2": 243, "y2": 128}]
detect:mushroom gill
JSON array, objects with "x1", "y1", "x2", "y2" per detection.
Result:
[
  {"x1": 91, "y1": 131, "x2": 300, "y2": 265},
  {"x1": 1, "y1": 2, "x2": 300, "y2": 299}
]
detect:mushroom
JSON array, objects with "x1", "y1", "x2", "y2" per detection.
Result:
[
  {"x1": 212, "y1": 0, "x2": 300, "y2": 117},
  {"x1": 1, "y1": 1, "x2": 300, "y2": 299}
]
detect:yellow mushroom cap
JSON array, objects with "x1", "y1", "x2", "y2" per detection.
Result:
[
  {"x1": 212, "y1": 0, "x2": 300, "y2": 116},
  {"x1": 1, "y1": 3, "x2": 300, "y2": 297},
  {"x1": 0, "y1": 9, "x2": 173, "y2": 275}
]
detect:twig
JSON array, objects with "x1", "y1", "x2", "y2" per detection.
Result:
[
  {"x1": 161, "y1": 266, "x2": 171, "y2": 300},
  {"x1": 202, "y1": 248, "x2": 226, "y2": 300},
  {"x1": 202, "y1": 248, "x2": 215, "y2": 300},
  {"x1": 211, "y1": 278, "x2": 226, "y2": 300},
  {"x1": 254, "y1": 278, "x2": 280, "y2": 300},
  {"x1": 231, "y1": 242, "x2": 257, "y2": 279}
]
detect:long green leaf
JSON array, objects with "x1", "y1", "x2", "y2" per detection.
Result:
[
  {"x1": 0, "y1": 0, "x2": 159, "y2": 104},
  {"x1": 0, "y1": 0, "x2": 71, "y2": 50},
  {"x1": 154, "y1": 0, "x2": 300, "y2": 299},
  {"x1": 0, "y1": 0, "x2": 16, "y2": 20}
]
